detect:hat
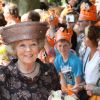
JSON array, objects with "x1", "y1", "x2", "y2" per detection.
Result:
[
  {"x1": 47, "y1": 10, "x2": 59, "y2": 26},
  {"x1": 55, "y1": 27, "x2": 73, "y2": 43},
  {"x1": 79, "y1": 2, "x2": 97, "y2": 21},
  {"x1": 0, "y1": 22, "x2": 48, "y2": 44}
]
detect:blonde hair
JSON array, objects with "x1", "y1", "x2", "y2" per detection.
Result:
[
  {"x1": 6, "y1": 44, "x2": 17, "y2": 57},
  {"x1": 48, "y1": 6, "x2": 63, "y2": 16},
  {"x1": 6, "y1": 38, "x2": 45, "y2": 57},
  {"x1": 38, "y1": 39, "x2": 45, "y2": 51}
]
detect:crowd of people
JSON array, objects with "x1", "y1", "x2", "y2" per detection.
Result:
[{"x1": 0, "y1": 0, "x2": 100, "y2": 100}]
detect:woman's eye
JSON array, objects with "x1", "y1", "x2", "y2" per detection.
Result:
[
  {"x1": 19, "y1": 44, "x2": 25, "y2": 47},
  {"x1": 31, "y1": 43, "x2": 37, "y2": 46}
]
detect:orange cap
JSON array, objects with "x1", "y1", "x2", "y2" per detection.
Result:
[
  {"x1": 55, "y1": 27, "x2": 73, "y2": 43},
  {"x1": 47, "y1": 10, "x2": 59, "y2": 26},
  {"x1": 79, "y1": 2, "x2": 97, "y2": 21}
]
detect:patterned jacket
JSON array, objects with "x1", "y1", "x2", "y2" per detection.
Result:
[{"x1": 0, "y1": 58, "x2": 60, "y2": 100}]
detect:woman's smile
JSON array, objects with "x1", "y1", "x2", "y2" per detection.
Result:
[{"x1": 15, "y1": 40, "x2": 39, "y2": 65}]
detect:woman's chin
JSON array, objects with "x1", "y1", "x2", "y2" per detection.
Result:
[{"x1": 22, "y1": 59, "x2": 35, "y2": 65}]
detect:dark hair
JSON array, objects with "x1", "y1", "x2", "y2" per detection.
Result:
[
  {"x1": 9, "y1": 7, "x2": 19, "y2": 18},
  {"x1": 40, "y1": 2, "x2": 48, "y2": 10},
  {"x1": 0, "y1": 12, "x2": 7, "y2": 26},
  {"x1": 86, "y1": 26, "x2": 100, "y2": 46},
  {"x1": 28, "y1": 10, "x2": 40, "y2": 21},
  {"x1": 58, "y1": 23, "x2": 67, "y2": 29},
  {"x1": 4, "y1": 3, "x2": 19, "y2": 18}
]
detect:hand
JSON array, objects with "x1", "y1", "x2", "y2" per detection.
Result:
[
  {"x1": 61, "y1": 85, "x2": 68, "y2": 93},
  {"x1": 72, "y1": 85, "x2": 80, "y2": 94},
  {"x1": 61, "y1": 85, "x2": 74, "y2": 95},
  {"x1": 85, "y1": 84, "x2": 94, "y2": 91},
  {"x1": 87, "y1": 90, "x2": 93, "y2": 96},
  {"x1": 85, "y1": 84, "x2": 95, "y2": 96}
]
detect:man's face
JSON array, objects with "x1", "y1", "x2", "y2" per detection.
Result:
[
  {"x1": 67, "y1": 22, "x2": 75, "y2": 29},
  {"x1": 78, "y1": 20, "x2": 90, "y2": 32}
]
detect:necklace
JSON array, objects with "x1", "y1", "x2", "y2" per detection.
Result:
[
  {"x1": 21, "y1": 63, "x2": 40, "y2": 79},
  {"x1": 21, "y1": 65, "x2": 36, "y2": 75},
  {"x1": 17, "y1": 61, "x2": 36, "y2": 75}
]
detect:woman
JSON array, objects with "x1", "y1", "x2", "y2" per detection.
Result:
[
  {"x1": 84, "y1": 26, "x2": 100, "y2": 97},
  {"x1": 85, "y1": 37, "x2": 100, "y2": 96},
  {"x1": 0, "y1": 22, "x2": 60, "y2": 100}
]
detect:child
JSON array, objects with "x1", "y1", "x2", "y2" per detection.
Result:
[{"x1": 54, "y1": 27, "x2": 85, "y2": 99}]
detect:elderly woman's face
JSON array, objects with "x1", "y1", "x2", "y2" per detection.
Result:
[{"x1": 15, "y1": 39, "x2": 39, "y2": 65}]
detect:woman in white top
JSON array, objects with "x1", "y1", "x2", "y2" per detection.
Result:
[
  {"x1": 84, "y1": 26, "x2": 100, "y2": 96},
  {"x1": 85, "y1": 37, "x2": 100, "y2": 96}
]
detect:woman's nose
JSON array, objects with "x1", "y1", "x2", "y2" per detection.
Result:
[
  {"x1": 60, "y1": 45, "x2": 65, "y2": 50},
  {"x1": 25, "y1": 46, "x2": 32, "y2": 51}
]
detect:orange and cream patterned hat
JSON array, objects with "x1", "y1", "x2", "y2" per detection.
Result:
[
  {"x1": 79, "y1": 2, "x2": 97, "y2": 21},
  {"x1": 55, "y1": 27, "x2": 73, "y2": 43}
]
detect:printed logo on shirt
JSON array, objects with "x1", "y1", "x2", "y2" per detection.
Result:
[{"x1": 61, "y1": 65, "x2": 74, "y2": 83}]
